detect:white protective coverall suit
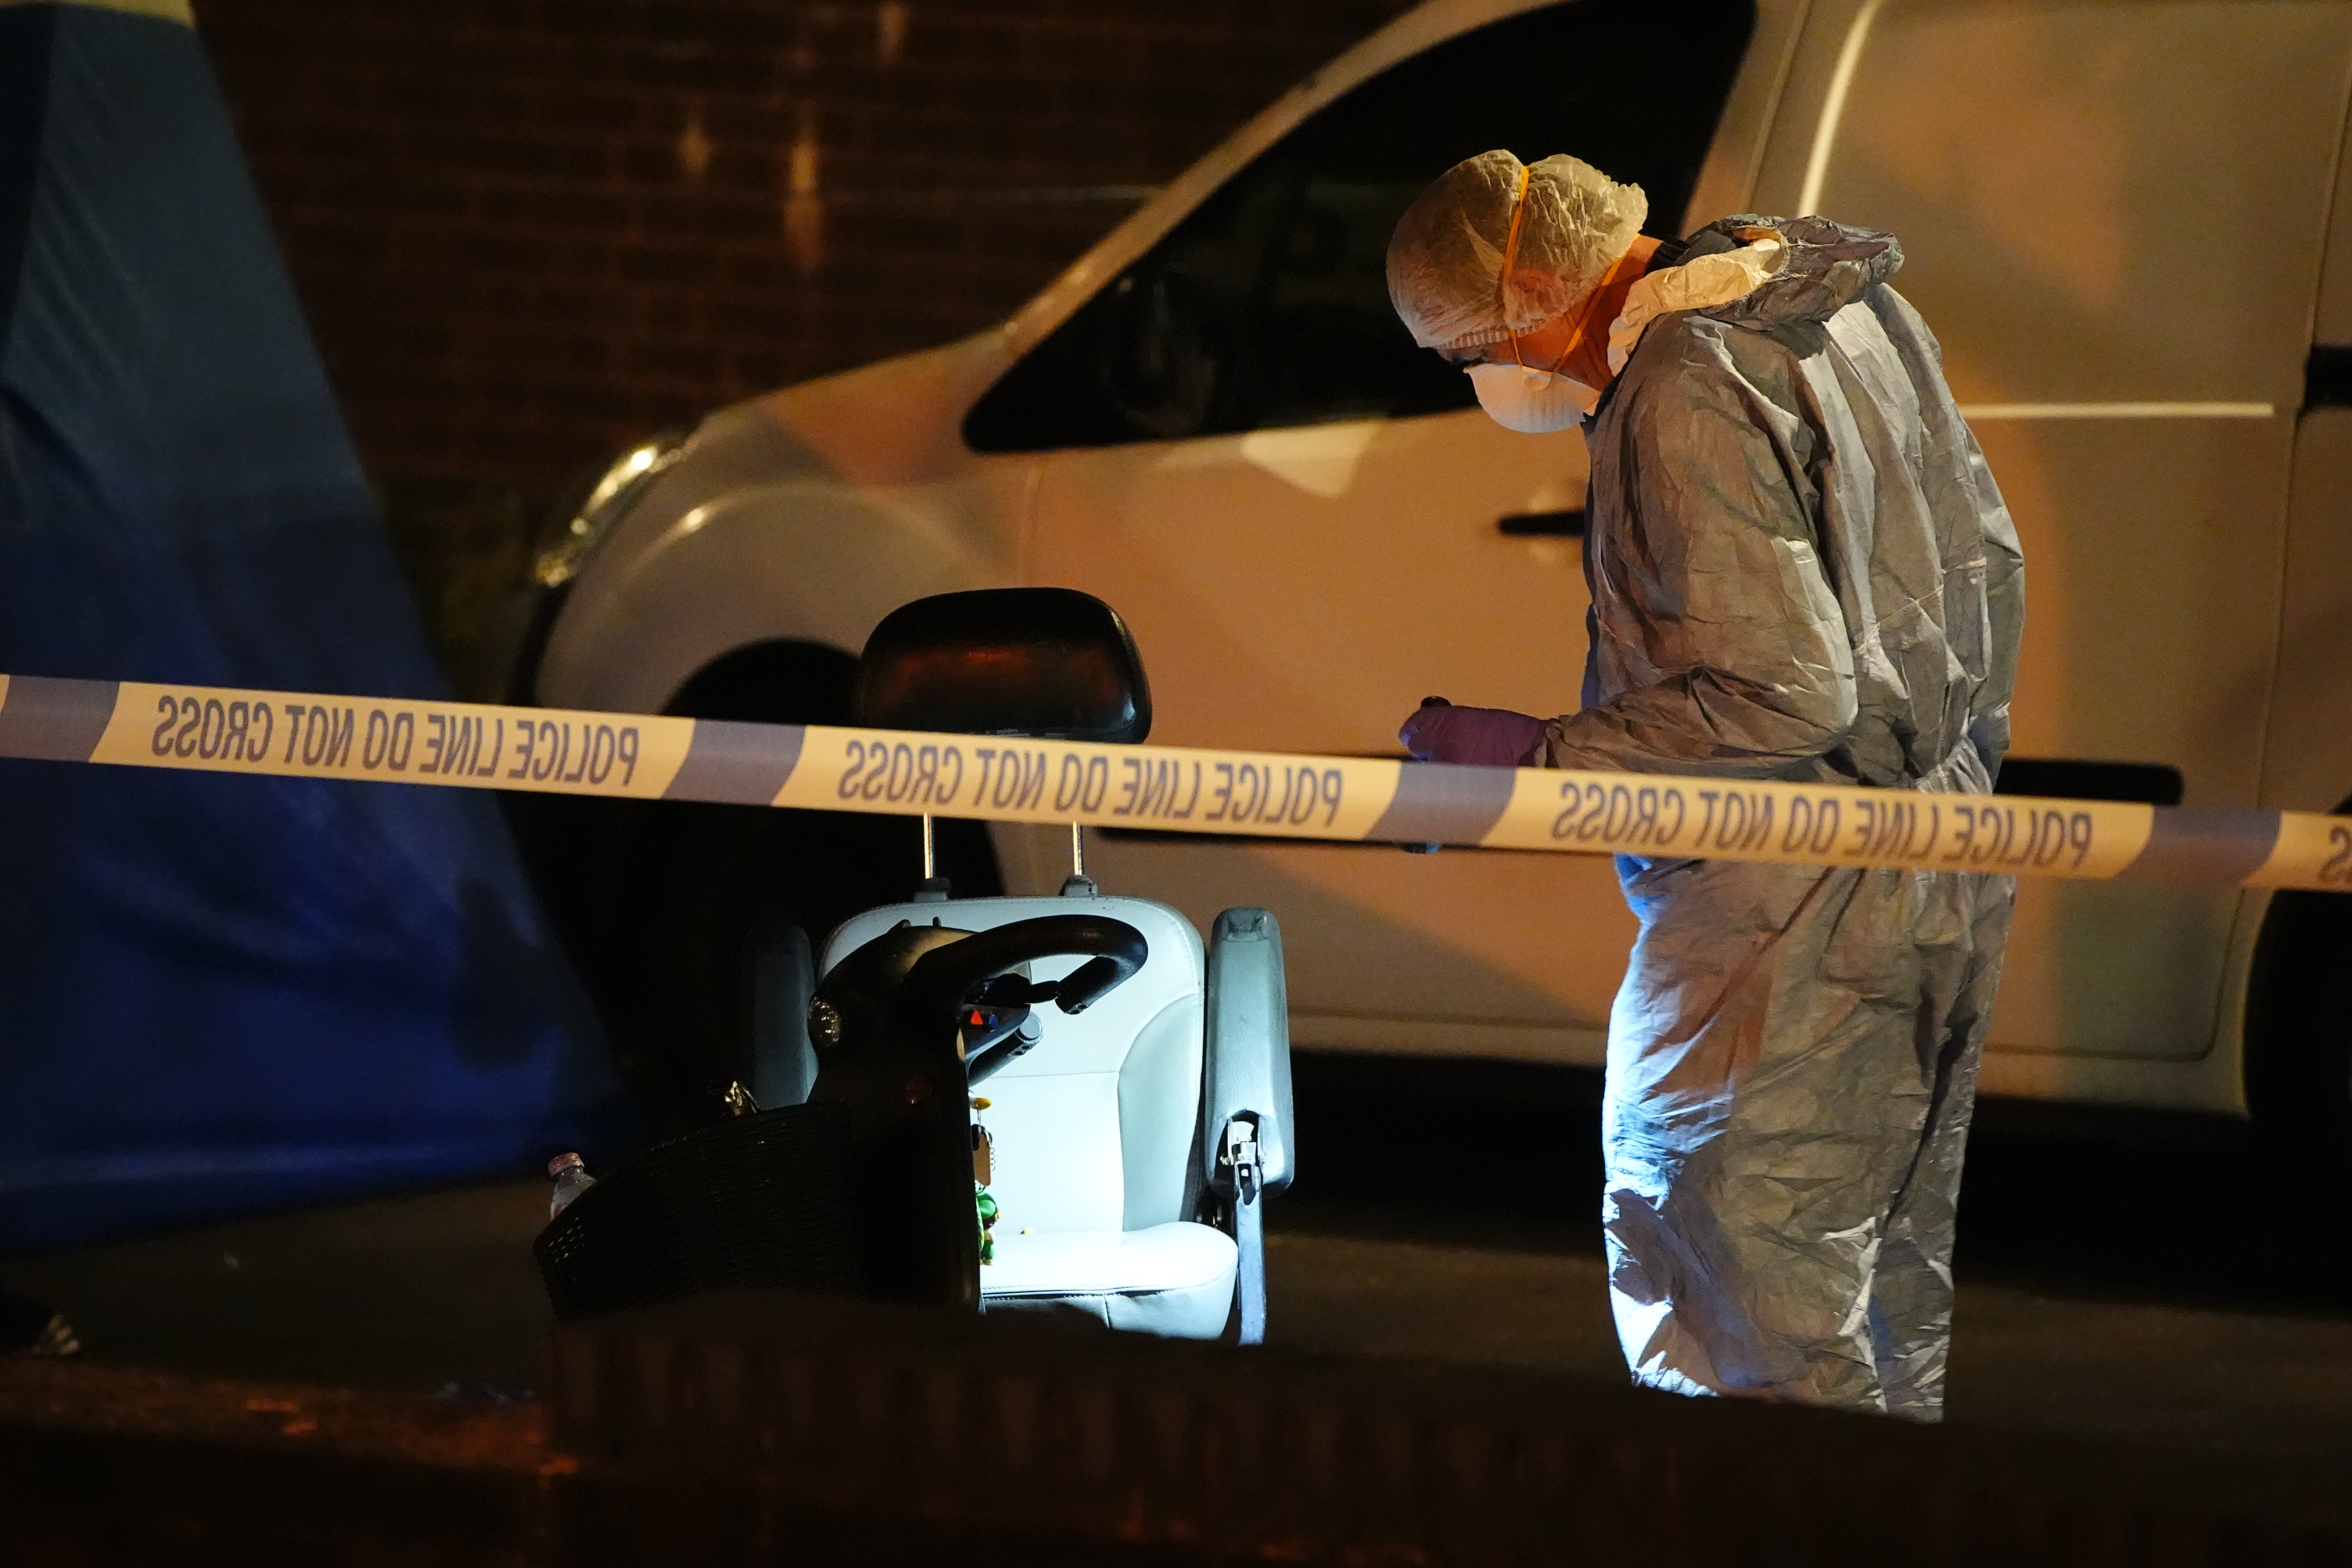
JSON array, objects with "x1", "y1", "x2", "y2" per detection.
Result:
[{"x1": 1551, "y1": 215, "x2": 2025, "y2": 1417}]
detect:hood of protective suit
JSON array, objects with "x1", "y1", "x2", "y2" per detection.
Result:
[
  {"x1": 1681, "y1": 213, "x2": 1903, "y2": 329},
  {"x1": 1602, "y1": 215, "x2": 1904, "y2": 381}
]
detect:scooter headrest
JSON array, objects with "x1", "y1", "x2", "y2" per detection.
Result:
[{"x1": 852, "y1": 587, "x2": 1151, "y2": 744}]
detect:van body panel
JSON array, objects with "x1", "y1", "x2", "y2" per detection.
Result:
[
  {"x1": 2313, "y1": 103, "x2": 2352, "y2": 345},
  {"x1": 1802, "y1": 0, "x2": 2349, "y2": 410},
  {"x1": 2265, "y1": 408, "x2": 2352, "y2": 816},
  {"x1": 538, "y1": 346, "x2": 1038, "y2": 713},
  {"x1": 1031, "y1": 411, "x2": 1591, "y2": 758},
  {"x1": 1968, "y1": 422, "x2": 2288, "y2": 813},
  {"x1": 1975, "y1": 1018, "x2": 2249, "y2": 1113},
  {"x1": 1021, "y1": 402, "x2": 1630, "y2": 1045}
]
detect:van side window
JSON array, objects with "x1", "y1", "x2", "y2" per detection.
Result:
[{"x1": 963, "y1": 0, "x2": 1756, "y2": 454}]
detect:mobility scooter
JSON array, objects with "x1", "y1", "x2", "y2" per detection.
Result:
[{"x1": 537, "y1": 588, "x2": 1294, "y2": 1343}]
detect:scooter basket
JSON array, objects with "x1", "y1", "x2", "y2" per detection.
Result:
[{"x1": 534, "y1": 1101, "x2": 864, "y2": 1320}]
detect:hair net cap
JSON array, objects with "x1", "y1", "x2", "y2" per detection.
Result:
[{"x1": 1387, "y1": 150, "x2": 1649, "y2": 352}]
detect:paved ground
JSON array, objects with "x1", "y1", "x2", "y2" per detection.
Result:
[
  {"x1": 1268, "y1": 1233, "x2": 2352, "y2": 1458},
  {"x1": 10, "y1": 1054, "x2": 2352, "y2": 1462}
]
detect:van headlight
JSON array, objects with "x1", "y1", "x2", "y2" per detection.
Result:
[{"x1": 534, "y1": 430, "x2": 688, "y2": 589}]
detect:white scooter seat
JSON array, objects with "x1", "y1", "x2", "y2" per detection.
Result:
[
  {"x1": 980, "y1": 1221, "x2": 1237, "y2": 1337},
  {"x1": 823, "y1": 891, "x2": 1238, "y2": 1338}
]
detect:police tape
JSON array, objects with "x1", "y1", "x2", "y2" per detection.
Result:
[{"x1": 0, "y1": 672, "x2": 2344, "y2": 891}]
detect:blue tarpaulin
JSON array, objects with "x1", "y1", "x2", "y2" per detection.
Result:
[{"x1": 0, "y1": 1, "x2": 621, "y2": 1254}]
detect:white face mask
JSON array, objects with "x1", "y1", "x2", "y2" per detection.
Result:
[{"x1": 1465, "y1": 360, "x2": 1597, "y2": 434}]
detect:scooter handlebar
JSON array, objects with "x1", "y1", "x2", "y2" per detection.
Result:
[{"x1": 904, "y1": 915, "x2": 1148, "y2": 1022}]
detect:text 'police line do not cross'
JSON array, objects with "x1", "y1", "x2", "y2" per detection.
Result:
[{"x1": 0, "y1": 673, "x2": 2338, "y2": 892}]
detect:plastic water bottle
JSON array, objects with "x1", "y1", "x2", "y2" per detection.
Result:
[{"x1": 547, "y1": 1152, "x2": 595, "y2": 1219}]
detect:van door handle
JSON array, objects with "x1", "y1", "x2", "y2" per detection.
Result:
[{"x1": 1498, "y1": 508, "x2": 1585, "y2": 537}]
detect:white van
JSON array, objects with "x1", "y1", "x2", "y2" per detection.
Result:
[{"x1": 520, "y1": 0, "x2": 2352, "y2": 1141}]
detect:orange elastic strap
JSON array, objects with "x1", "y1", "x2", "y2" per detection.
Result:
[{"x1": 1499, "y1": 163, "x2": 1534, "y2": 366}]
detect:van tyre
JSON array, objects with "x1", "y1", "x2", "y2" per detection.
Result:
[{"x1": 2243, "y1": 878, "x2": 2352, "y2": 1172}]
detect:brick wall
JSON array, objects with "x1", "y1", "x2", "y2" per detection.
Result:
[{"x1": 196, "y1": 0, "x2": 1416, "y2": 498}]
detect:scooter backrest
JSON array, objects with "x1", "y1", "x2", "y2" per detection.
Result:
[{"x1": 852, "y1": 587, "x2": 1151, "y2": 743}]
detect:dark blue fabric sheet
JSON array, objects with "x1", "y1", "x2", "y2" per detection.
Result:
[{"x1": 0, "y1": 5, "x2": 622, "y2": 1255}]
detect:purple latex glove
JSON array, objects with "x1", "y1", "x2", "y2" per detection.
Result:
[{"x1": 1398, "y1": 701, "x2": 1547, "y2": 766}]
